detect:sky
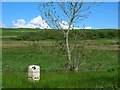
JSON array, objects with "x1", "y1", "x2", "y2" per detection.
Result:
[{"x1": 1, "y1": 2, "x2": 118, "y2": 29}]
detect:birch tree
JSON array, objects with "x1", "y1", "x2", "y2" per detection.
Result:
[{"x1": 39, "y1": 1, "x2": 95, "y2": 71}]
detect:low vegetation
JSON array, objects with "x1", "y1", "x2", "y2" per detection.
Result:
[
  {"x1": 2, "y1": 28, "x2": 119, "y2": 88},
  {"x1": 5, "y1": 29, "x2": 118, "y2": 41}
]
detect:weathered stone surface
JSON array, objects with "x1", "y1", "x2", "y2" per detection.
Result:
[{"x1": 28, "y1": 65, "x2": 40, "y2": 81}]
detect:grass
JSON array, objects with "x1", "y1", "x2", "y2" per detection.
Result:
[
  {"x1": 2, "y1": 46, "x2": 118, "y2": 72},
  {"x1": 2, "y1": 71, "x2": 118, "y2": 88},
  {"x1": 2, "y1": 46, "x2": 119, "y2": 88},
  {"x1": 2, "y1": 28, "x2": 119, "y2": 88}
]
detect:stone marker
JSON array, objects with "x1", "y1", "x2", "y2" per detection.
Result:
[{"x1": 28, "y1": 65, "x2": 40, "y2": 81}]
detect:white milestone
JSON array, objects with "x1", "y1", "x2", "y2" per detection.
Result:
[{"x1": 28, "y1": 65, "x2": 40, "y2": 81}]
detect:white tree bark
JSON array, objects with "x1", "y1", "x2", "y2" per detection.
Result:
[{"x1": 65, "y1": 32, "x2": 72, "y2": 68}]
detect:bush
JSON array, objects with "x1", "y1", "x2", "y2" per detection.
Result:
[{"x1": 12, "y1": 29, "x2": 118, "y2": 41}]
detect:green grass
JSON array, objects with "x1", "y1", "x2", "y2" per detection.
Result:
[
  {"x1": 2, "y1": 28, "x2": 119, "y2": 88},
  {"x1": 2, "y1": 46, "x2": 118, "y2": 71},
  {"x1": 2, "y1": 28, "x2": 39, "y2": 36},
  {"x1": 2, "y1": 71, "x2": 118, "y2": 88},
  {"x1": 2, "y1": 46, "x2": 118, "y2": 88}
]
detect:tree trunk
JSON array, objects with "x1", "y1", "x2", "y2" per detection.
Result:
[
  {"x1": 73, "y1": 32, "x2": 77, "y2": 67},
  {"x1": 65, "y1": 32, "x2": 72, "y2": 69}
]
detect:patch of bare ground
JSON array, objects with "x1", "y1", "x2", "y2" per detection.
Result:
[
  {"x1": 84, "y1": 45, "x2": 119, "y2": 50},
  {"x1": 1, "y1": 42, "x2": 119, "y2": 51},
  {"x1": 1, "y1": 41, "x2": 56, "y2": 48},
  {"x1": 1, "y1": 40, "x2": 119, "y2": 50},
  {"x1": 1, "y1": 41, "x2": 29, "y2": 48}
]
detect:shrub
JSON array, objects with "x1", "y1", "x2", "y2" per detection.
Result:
[{"x1": 11, "y1": 29, "x2": 118, "y2": 41}]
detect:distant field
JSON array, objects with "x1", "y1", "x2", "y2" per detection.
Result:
[{"x1": 2, "y1": 28, "x2": 119, "y2": 88}]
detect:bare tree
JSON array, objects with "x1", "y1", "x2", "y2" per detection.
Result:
[{"x1": 39, "y1": 1, "x2": 95, "y2": 71}]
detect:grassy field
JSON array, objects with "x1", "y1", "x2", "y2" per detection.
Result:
[{"x1": 1, "y1": 28, "x2": 119, "y2": 88}]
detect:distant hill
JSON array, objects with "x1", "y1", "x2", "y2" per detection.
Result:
[{"x1": 2, "y1": 28, "x2": 119, "y2": 41}]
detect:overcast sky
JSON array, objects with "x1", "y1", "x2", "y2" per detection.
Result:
[{"x1": 1, "y1": 2, "x2": 118, "y2": 29}]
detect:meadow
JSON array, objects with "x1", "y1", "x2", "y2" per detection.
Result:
[{"x1": 1, "y1": 28, "x2": 119, "y2": 88}]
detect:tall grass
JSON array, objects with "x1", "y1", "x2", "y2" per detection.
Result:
[
  {"x1": 2, "y1": 46, "x2": 118, "y2": 88},
  {"x1": 2, "y1": 71, "x2": 118, "y2": 88},
  {"x1": 2, "y1": 28, "x2": 119, "y2": 88}
]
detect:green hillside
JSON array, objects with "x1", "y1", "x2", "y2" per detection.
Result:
[{"x1": 2, "y1": 28, "x2": 119, "y2": 88}]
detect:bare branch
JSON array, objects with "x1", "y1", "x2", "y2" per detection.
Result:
[
  {"x1": 75, "y1": 2, "x2": 84, "y2": 13},
  {"x1": 78, "y1": 2, "x2": 96, "y2": 12},
  {"x1": 39, "y1": 2, "x2": 95, "y2": 70},
  {"x1": 58, "y1": 3, "x2": 71, "y2": 21}
]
